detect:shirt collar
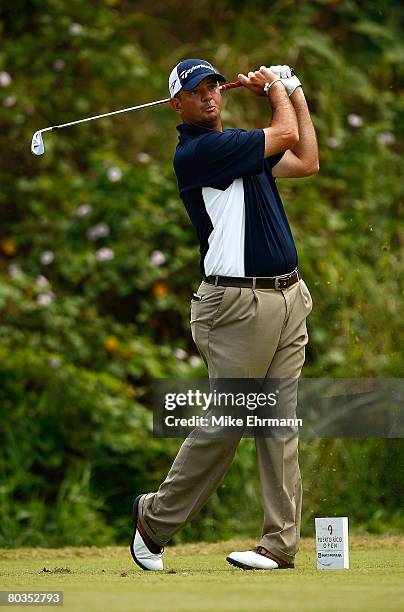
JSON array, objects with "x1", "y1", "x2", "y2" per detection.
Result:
[{"x1": 176, "y1": 123, "x2": 221, "y2": 137}]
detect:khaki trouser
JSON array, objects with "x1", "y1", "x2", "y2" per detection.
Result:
[{"x1": 140, "y1": 276, "x2": 313, "y2": 563}]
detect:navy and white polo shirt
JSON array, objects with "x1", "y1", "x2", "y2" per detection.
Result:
[{"x1": 173, "y1": 123, "x2": 298, "y2": 278}]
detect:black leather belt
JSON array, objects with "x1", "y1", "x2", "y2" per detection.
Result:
[{"x1": 203, "y1": 269, "x2": 300, "y2": 290}]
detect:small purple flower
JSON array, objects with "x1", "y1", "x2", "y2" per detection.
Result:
[
  {"x1": 53, "y1": 59, "x2": 66, "y2": 71},
  {"x1": 87, "y1": 223, "x2": 110, "y2": 240},
  {"x1": 107, "y1": 167, "x2": 122, "y2": 182},
  {"x1": 3, "y1": 95, "x2": 16, "y2": 107},
  {"x1": 8, "y1": 264, "x2": 22, "y2": 276},
  {"x1": 40, "y1": 250, "x2": 54, "y2": 265},
  {"x1": 95, "y1": 247, "x2": 114, "y2": 261},
  {"x1": 0, "y1": 71, "x2": 11, "y2": 87},
  {"x1": 327, "y1": 136, "x2": 341, "y2": 149},
  {"x1": 76, "y1": 203, "x2": 92, "y2": 218},
  {"x1": 189, "y1": 356, "x2": 201, "y2": 367},
  {"x1": 35, "y1": 275, "x2": 49, "y2": 288},
  {"x1": 174, "y1": 348, "x2": 187, "y2": 360},
  {"x1": 49, "y1": 357, "x2": 61, "y2": 368},
  {"x1": 53, "y1": 59, "x2": 65, "y2": 71},
  {"x1": 69, "y1": 23, "x2": 83, "y2": 35},
  {"x1": 377, "y1": 132, "x2": 395, "y2": 146},
  {"x1": 149, "y1": 250, "x2": 166, "y2": 267},
  {"x1": 347, "y1": 114, "x2": 363, "y2": 128},
  {"x1": 137, "y1": 153, "x2": 151, "y2": 164},
  {"x1": 37, "y1": 292, "x2": 55, "y2": 306}
]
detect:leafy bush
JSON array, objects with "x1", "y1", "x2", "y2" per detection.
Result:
[{"x1": 0, "y1": 1, "x2": 402, "y2": 545}]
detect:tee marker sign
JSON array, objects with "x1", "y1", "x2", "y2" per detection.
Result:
[{"x1": 315, "y1": 517, "x2": 349, "y2": 570}]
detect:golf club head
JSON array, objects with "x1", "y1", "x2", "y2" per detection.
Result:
[{"x1": 31, "y1": 130, "x2": 45, "y2": 155}]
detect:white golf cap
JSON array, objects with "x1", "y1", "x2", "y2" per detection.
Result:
[{"x1": 168, "y1": 58, "x2": 226, "y2": 97}]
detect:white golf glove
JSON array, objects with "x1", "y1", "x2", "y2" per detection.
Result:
[{"x1": 268, "y1": 65, "x2": 301, "y2": 96}]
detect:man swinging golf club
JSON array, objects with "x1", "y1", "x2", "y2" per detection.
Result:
[{"x1": 130, "y1": 58, "x2": 319, "y2": 571}]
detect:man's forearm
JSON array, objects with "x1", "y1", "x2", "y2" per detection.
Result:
[
  {"x1": 236, "y1": 67, "x2": 300, "y2": 157},
  {"x1": 288, "y1": 87, "x2": 319, "y2": 170},
  {"x1": 263, "y1": 81, "x2": 299, "y2": 155},
  {"x1": 268, "y1": 82, "x2": 298, "y2": 138}
]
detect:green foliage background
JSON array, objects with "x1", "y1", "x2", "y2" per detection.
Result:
[{"x1": 0, "y1": 0, "x2": 403, "y2": 547}]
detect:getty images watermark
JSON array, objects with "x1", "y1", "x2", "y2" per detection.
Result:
[
  {"x1": 154, "y1": 378, "x2": 306, "y2": 438},
  {"x1": 152, "y1": 378, "x2": 403, "y2": 438},
  {"x1": 163, "y1": 387, "x2": 302, "y2": 430}
]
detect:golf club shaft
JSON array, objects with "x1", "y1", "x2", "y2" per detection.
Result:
[
  {"x1": 47, "y1": 81, "x2": 242, "y2": 133},
  {"x1": 31, "y1": 80, "x2": 243, "y2": 154},
  {"x1": 48, "y1": 98, "x2": 170, "y2": 132}
]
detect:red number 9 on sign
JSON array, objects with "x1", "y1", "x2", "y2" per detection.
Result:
[{"x1": 328, "y1": 524, "x2": 333, "y2": 536}]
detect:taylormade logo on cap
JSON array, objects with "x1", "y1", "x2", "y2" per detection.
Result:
[
  {"x1": 168, "y1": 58, "x2": 226, "y2": 97},
  {"x1": 179, "y1": 63, "x2": 213, "y2": 79}
]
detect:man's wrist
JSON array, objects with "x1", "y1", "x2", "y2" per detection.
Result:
[
  {"x1": 282, "y1": 75, "x2": 301, "y2": 96},
  {"x1": 289, "y1": 85, "x2": 306, "y2": 107},
  {"x1": 290, "y1": 84, "x2": 303, "y2": 97},
  {"x1": 263, "y1": 78, "x2": 282, "y2": 96},
  {"x1": 265, "y1": 80, "x2": 289, "y2": 104}
]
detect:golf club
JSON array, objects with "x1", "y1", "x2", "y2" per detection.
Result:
[{"x1": 30, "y1": 80, "x2": 242, "y2": 156}]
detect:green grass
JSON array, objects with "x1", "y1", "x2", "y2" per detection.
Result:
[{"x1": 0, "y1": 536, "x2": 403, "y2": 611}]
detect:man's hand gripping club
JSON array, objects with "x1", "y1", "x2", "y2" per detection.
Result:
[
  {"x1": 237, "y1": 65, "x2": 301, "y2": 97},
  {"x1": 267, "y1": 65, "x2": 301, "y2": 96},
  {"x1": 236, "y1": 66, "x2": 299, "y2": 159},
  {"x1": 237, "y1": 66, "x2": 282, "y2": 96}
]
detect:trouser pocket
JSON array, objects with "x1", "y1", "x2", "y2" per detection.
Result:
[
  {"x1": 298, "y1": 279, "x2": 313, "y2": 315},
  {"x1": 190, "y1": 282, "x2": 227, "y2": 326},
  {"x1": 190, "y1": 283, "x2": 229, "y2": 365}
]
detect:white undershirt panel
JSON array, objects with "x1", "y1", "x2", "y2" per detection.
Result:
[{"x1": 202, "y1": 178, "x2": 245, "y2": 277}]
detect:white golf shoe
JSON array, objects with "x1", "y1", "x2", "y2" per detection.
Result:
[
  {"x1": 130, "y1": 495, "x2": 164, "y2": 571},
  {"x1": 226, "y1": 546, "x2": 294, "y2": 570}
]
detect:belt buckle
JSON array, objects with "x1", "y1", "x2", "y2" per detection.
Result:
[{"x1": 274, "y1": 276, "x2": 288, "y2": 290}]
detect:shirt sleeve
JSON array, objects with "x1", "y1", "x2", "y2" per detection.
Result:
[
  {"x1": 265, "y1": 151, "x2": 286, "y2": 169},
  {"x1": 191, "y1": 128, "x2": 265, "y2": 188}
]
